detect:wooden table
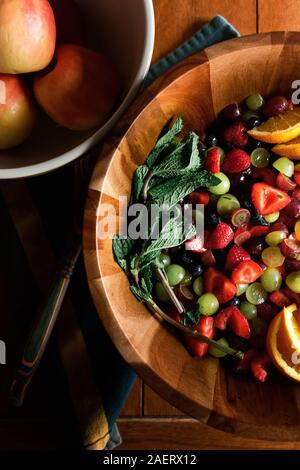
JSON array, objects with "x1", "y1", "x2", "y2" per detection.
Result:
[{"x1": 1, "y1": 0, "x2": 300, "y2": 451}]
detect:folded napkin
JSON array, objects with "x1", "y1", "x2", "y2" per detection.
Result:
[{"x1": 76, "y1": 15, "x2": 239, "y2": 450}]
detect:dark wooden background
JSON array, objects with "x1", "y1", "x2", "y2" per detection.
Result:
[{"x1": 1, "y1": 0, "x2": 300, "y2": 451}]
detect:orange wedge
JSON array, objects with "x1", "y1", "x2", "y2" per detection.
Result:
[
  {"x1": 248, "y1": 108, "x2": 300, "y2": 144},
  {"x1": 267, "y1": 303, "x2": 300, "y2": 382},
  {"x1": 272, "y1": 135, "x2": 300, "y2": 159}
]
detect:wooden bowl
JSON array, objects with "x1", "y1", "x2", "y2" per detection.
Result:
[{"x1": 84, "y1": 32, "x2": 300, "y2": 441}]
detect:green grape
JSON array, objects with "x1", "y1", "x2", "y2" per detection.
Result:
[
  {"x1": 295, "y1": 220, "x2": 300, "y2": 241},
  {"x1": 250, "y1": 148, "x2": 270, "y2": 168},
  {"x1": 272, "y1": 157, "x2": 294, "y2": 177},
  {"x1": 240, "y1": 301, "x2": 257, "y2": 320},
  {"x1": 286, "y1": 271, "x2": 300, "y2": 293},
  {"x1": 217, "y1": 193, "x2": 240, "y2": 217},
  {"x1": 181, "y1": 271, "x2": 193, "y2": 287},
  {"x1": 236, "y1": 283, "x2": 248, "y2": 296},
  {"x1": 264, "y1": 211, "x2": 280, "y2": 223},
  {"x1": 155, "y1": 282, "x2": 171, "y2": 302},
  {"x1": 159, "y1": 253, "x2": 171, "y2": 268},
  {"x1": 245, "y1": 94, "x2": 265, "y2": 111},
  {"x1": 193, "y1": 276, "x2": 203, "y2": 296},
  {"x1": 209, "y1": 172, "x2": 230, "y2": 195},
  {"x1": 197, "y1": 293, "x2": 219, "y2": 316},
  {"x1": 242, "y1": 110, "x2": 261, "y2": 122},
  {"x1": 208, "y1": 337, "x2": 229, "y2": 358},
  {"x1": 265, "y1": 230, "x2": 287, "y2": 246},
  {"x1": 261, "y1": 247, "x2": 285, "y2": 268},
  {"x1": 245, "y1": 282, "x2": 268, "y2": 305},
  {"x1": 260, "y1": 267, "x2": 282, "y2": 292},
  {"x1": 250, "y1": 317, "x2": 268, "y2": 336},
  {"x1": 165, "y1": 264, "x2": 186, "y2": 286}
]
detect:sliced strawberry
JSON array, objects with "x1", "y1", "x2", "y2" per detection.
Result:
[
  {"x1": 249, "y1": 225, "x2": 270, "y2": 237},
  {"x1": 185, "y1": 235, "x2": 205, "y2": 253},
  {"x1": 215, "y1": 306, "x2": 251, "y2": 339},
  {"x1": 294, "y1": 171, "x2": 300, "y2": 186},
  {"x1": 251, "y1": 352, "x2": 271, "y2": 383},
  {"x1": 252, "y1": 167, "x2": 276, "y2": 186},
  {"x1": 276, "y1": 173, "x2": 296, "y2": 191},
  {"x1": 225, "y1": 244, "x2": 251, "y2": 271},
  {"x1": 235, "y1": 349, "x2": 257, "y2": 372},
  {"x1": 183, "y1": 316, "x2": 215, "y2": 358},
  {"x1": 204, "y1": 267, "x2": 236, "y2": 304},
  {"x1": 231, "y1": 260, "x2": 263, "y2": 284},
  {"x1": 205, "y1": 147, "x2": 221, "y2": 173},
  {"x1": 222, "y1": 148, "x2": 250, "y2": 174},
  {"x1": 256, "y1": 302, "x2": 278, "y2": 322},
  {"x1": 269, "y1": 290, "x2": 291, "y2": 308},
  {"x1": 189, "y1": 190, "x2": 210, "y2": 206},
  {"x1": 209, "y1": 222, "x2": 234, "y2": 250},
  {"x1": 234, "y1": 225, "x2": 251, "y2": 246},
  {"x1": 251, "y1": 183, "x2": 291, "y2": 216}
]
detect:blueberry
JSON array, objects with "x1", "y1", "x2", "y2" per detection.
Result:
[
  {"x1": 243, "y1": 167, "x2": 252, "y2": 176},
  {"x1": 229, "y1": 173, "x2": 246, "y2": 187},
  {"x1": 169, "y1": 245, "x2": 183, "y2": 261},
  {"x1": 246, "y1": 117, "x2": 262, "y2": 130},
  {"x1": 213, "y1": 248, "x2": 228, "y2": 266},
  {"x1": 205, "y1": 133, "x2": 218, "y2": 148},
  {"x1": 180, "y1": 251, "x2": 196, "y2": 268},
  {"x1": 252, "y1": 209, "x2": 269, "y2": 226},
  {"x1": 229, "y1": 296, "x2": 241, "y2": 307},
  {"x1": 207, "y1": 213, "x2": 223, "y2": 228},
  {"x1": 190, "y1": 263, "x2": 204, "y2": 277}
]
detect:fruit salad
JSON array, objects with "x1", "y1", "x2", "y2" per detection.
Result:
[{"x1": 113, "y1": 93, "x2": 300, "y2": 384}]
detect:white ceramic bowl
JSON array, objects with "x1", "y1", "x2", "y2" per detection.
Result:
[{"x1": 0, "y1": 0, "x2": 155, "y2": 179}]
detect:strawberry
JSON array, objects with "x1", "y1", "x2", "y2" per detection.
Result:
[
  {"x1": 294, "y1": 171, "x2": 300, "y2": 186},
  {"x1": 205, "y1": 147, "x2": 221, "y2": 173},
  {"x1": 204, "y1": 267, "x2": 236, "y2": 304},
  {"x1": 225, "y1": 244, "x2": 251, "y2": 271},
  {"x1": 231, "y1": 260, "x2": 263, "y2": 284},
  {"x1": 235, "y1": 349, "x2": 257, "y2": 373},
  {"x1": 183, "y1": 316, "x2": 215, "y2": 358},
  {"x1": 214, "y1": 306, "x2": 251, "y2": 339},
  {"x1": 200, "y1": 249, "x2": 216, "y2": 266},
  {"x1": 209, "y1": 222, "x2": 234, "y2": 249},
  {"x1": 252, "y1": 167, "x2": 276, "y2": 186},
  {"x1": 223, "y1": 121, "x2": 248, "y2": 148},
  {"x1": 222, "y1": 149, "x2": 250, "y2": 174},
  {"x1": 251, "y1": 352, "x2": 271, "y2": 383},
  {"x1": 234, "y1": 225, "x2": 251, "y2": 246},
  {"x1": 276, "y1": 173, "x2": 296, "y2": 191},
  {"x1": 251, "y1": 183, "x2": 291, "y2": 216},
  {"x1": 269, "y1": 290, "x2": 291, "y2": 308},
  {"x1": 185, "y1": 235, "x2": 205, "y2": 253},
  {"x1": 189, "y1": 190, "x2": 210, "y2": 206},
  {"x1": 256, "y1": 302, "x2": 278, "y2": 322}
]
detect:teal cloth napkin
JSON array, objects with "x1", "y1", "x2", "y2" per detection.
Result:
[{"x1": 88, "y1": 14, "x2": 240, "y2": 449}]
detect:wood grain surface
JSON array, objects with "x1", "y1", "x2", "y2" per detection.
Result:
[
  {"x1": 84, "y1": 31, "x2": 300, "y2": 448},
  {"x1": 2, "y1": 0, "x2": 300, "y2": 452}
]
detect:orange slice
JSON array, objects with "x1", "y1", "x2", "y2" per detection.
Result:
[
  {"x1": 272, "y1": 135, "x2": 300, "y2": 159},
  {"x1": 267, "y1": 304, "x2": 300, "y2": 382},
  {"x1": 248, "y1": 108, "x2": 300, "y2": 144}
]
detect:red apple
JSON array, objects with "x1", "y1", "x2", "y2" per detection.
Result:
[
  {"x1": 49, "y1": 0, "x2": 86, "y2": 45},
  {"x1": 0, "y1": 75, "x2": 37, "y2": 149},
  {"x1": 0, "y1": 0, "x2": 56, "y2": 74},
  {"x1": 33, "y1": 44, "x2": 121, "y2": 131}
]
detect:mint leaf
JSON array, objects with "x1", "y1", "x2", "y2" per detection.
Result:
[
  {"x1": 132, "y1": 164, "x2": 149, "y2": 202},
  {"x1": 152, "y1": 132, "x2": 201, "y2": 178},
  {"x1": 130, "y1": 283, "x2": 152, "y2": 303},
  {"x1": 140, "y1": 265, "x2": 153, "y2": 296},
  {"x1": 146, "y1": 117, "x2": 183, "y2": 169},
  {"x1": 148, "y1": 170, "x2": 220, "y2": 209},
  {"x1": 181, "y1": 307, "x2": 201, "y2": 327},
  {"x1": 112, "y1": 235, "x2": 134, "y2": 273}
]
